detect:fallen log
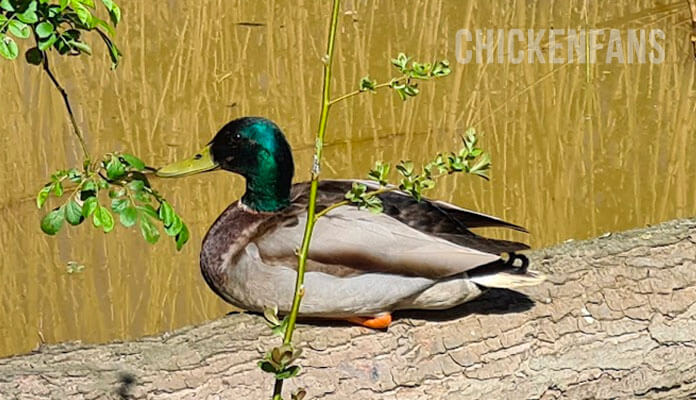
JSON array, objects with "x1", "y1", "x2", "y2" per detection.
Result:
[{"x1": 1, "y1": 218, "x2": 695, "y2": 399}]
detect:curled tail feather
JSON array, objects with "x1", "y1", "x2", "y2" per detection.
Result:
[{"x1": 468, "y1": 254, "x2": 546, "y2": 289}]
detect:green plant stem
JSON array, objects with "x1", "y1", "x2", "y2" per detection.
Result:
[
  {"x1": 314, "y1": 186, "x2": 396, "y2": 220},
  {"x1": 328, "y1": 74, "x2": 411, "y2": 105},
  {"x1": 42, "y1": 55, "x2": 91, "y2": 163},
  {"x1": 0, "y1": 14, "x2": 15, "y2": 32},
  {"x1": 329, "y1": 81, "x2": 393, "y2": 105},
  {"x1": 271, "y1": 0, "x2": 341, "y2": 399}
]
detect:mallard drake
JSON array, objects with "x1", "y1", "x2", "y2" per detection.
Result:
[{"x1": 157, "y1": 117, "x2": 542, "y2": 328}]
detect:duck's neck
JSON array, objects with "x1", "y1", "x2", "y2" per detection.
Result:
[{"x1": 240, "y1": 153, "x2": 293, "y2": 213}]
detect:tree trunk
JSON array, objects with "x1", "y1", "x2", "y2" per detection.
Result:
[{"x1": 1, "y1": 218, "x2": 696, "y2": 399}]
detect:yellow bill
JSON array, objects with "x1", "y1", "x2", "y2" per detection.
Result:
[{"x1": 156, "y1": 146, "x2": 219, "y2": 177}]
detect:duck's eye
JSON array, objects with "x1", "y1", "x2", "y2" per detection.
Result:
[{"x1": 193, "y1": 153, "x2": 202, "y2": 160}]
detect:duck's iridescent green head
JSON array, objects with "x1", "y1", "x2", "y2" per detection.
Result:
[{"x1": 157, "y1": 117, "x2": 294, "y2": 212}]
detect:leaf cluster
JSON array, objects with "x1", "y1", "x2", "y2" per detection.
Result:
[
  {"x1": 258, "y1": 343, "x2": 302, "y2": 380},
  {"x1": 37, "y1": 152, "x2": 189, "y2": 250},
  {"x1": 0, "y1": 0, "x2": 120, "y2": 67},
  {"x1": 345, "y1": 181, "x2": 383, "y2": 214},
  {"x1": 344, "y1": 128, "x2": 491, "y2": 211},
  {"x1": 388, "y1": 53, "x2": 451, "y2": 100}
]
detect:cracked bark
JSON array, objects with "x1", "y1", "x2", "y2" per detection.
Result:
[{"x1": 1, "y1": 218, "x2": 696, "y2": 399}]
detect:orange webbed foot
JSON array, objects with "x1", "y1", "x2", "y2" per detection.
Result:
[{"x1": 346, "y1": 313, "x2": 392, "y2": 329}]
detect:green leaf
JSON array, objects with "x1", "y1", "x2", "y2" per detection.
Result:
[
  {"x1": 363, "y1": 195, "x2": 383, "y2": 214},
  {"x1": 97, "y1": 29, "x2": 120, "y2": 68},
  {"x1": 91, "y1": 16, "x2": 114, "y2": 36},
  {"x1": 119, "y1": 206, "x2": 137, "y2": 227},
  {"x1": 94, "y1": 205, "x2": 114, "y2": 232},
  {"x1": 175, "y1": 222, "x2": 189, "y2": 251},
  {"x1": 73, "y1": 3, "x2": 92, "y2": 25},
  {"x1": 67, "y1": 168, "x2": 81, "y2": 183},
  {"x1": 403, "y1": 84, "x2": 419, "y2": 97},
  {"x1": 120, "y1": 154, "x2": 145, "y2": 170},
  {"x1": 270, "y1": 317, "x2": 289, "y2": 336},
  {"x1": 469, "y1": 153, "x2": 491, "y2": 180},
  {"x1": 463, "y1": 128, "x2": 477, "y2": 151},
  {"x1": 0, "y1": 0, "x2": 15, "y2": 11},
  {"x1": 345, "y1": 182, "x2": 367, "y2": 202},
  {"x1": 359, "y1": 76, "x2": 376, "y2": 92},
  {"x1": 158, "y1": 201, "x2": 175, "y2": 226},
  {"x1": 108, "y1": 187, "x2": 125, "y2": 198},
  {"x1": 432, "y1": 60, "x2": 451, "y2": 77},
  {"x1": 36, "y1": 184, "x2": 52, "y2": 208},
  {"x1": 16, "y1": 12, "x2": 38, "y2": 24},
  {"x1": 106, "y1": 157, "x2": 126, "y2": 180},
  {"x1": 82, "y1": 197, "x2": 98, "y2": 217},
  {"x1": 68, "y1": 40, "x2": 92, "y2": 55},
  {"x1": 421, "y1": 178, "x2": 435, "y2": 190},
  {"x1": 275, "y1": 366, "x2": 301, "y2": 380},
  {"x1": 80, "y1": 182, "x2": 97, "y2": 201},
  {"x1": 396, "y1": 161, "x2": 414, "y2": 177},
  {"x1": 368, "y1": 161, "x2": 390, "y2": 186},
  {"x1": 127, "y1": 179, "x2": 145, "y2": 193},
  {"x1": 258, "y1": 360, "x2": 279, "y2": 374},
  {"x1": 139, "y1": 215, "x2": 160, "y2": 244},
  {"x1": 35, "y1": 21, "x2": 54, "y2": 39},
  {"x1": 100, "y1": 0, "x2": 113, "y2": 10},
  {"x1": 391, "y1": 52, "x2": 410, "y2": 72},
  {"x1": 111, "y1": 197, "x2": 129, "y2": 213},
  {"x1": 134, "y1": 189, "x2": 150, "y2": 202},
  {"x1": 53, "y1": 181, "x2": 64, "y2": 197},
  {"x1": 263, "y1": 306, "x2": 280, "y2": 326},
  {"x1": 59, "y1": 0, "x2": 69, "y2": 10},
  {"x1": 8, "y1": 20, "x2": 31, "y2": 39},
  {"x1": 16, "y1": 1, "x2": 38, "y2": 23},
  {"x1": 137, "y1": 204, "x2": 158, "y2": 218},
  {"x1": 65, "y1": 199, "x2": 84, "y2": 225},
  {"x1": 108, "y1": 3, "x2": 120, "y2": 25},
  {"x1": 41, "y1": 207, "x2": 65, "y2": 235},
  {"x1": 0, "y1": 35, "x2": 19, "y2": 60},
  {"x1": 409, "y1": 61, "x2": 431, "y2": 79},
  {"x1": 38, "y1": 34, "x2": 58, "y2": 51},
  {"x1": 163, "y1": 214, "x2": 182, "y2": 236}
]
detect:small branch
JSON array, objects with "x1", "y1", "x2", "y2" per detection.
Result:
[
  {"x1": 329, "y1": 80, "x2": 397, "y2": 106},
  {"x1": 42, "y1": 55, "x2": 91, "y2": 163},
  {"x1": 314, "y1": 186, "x2": 397, "y2": 220},
  {"x1": 313, "y1": 200, "x2": 349, "y2": 220}
]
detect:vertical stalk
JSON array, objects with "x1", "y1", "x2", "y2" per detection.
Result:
[
  {"x1": 688, "y1": 0, "x2": 696, "y2": 59},
  {"x1": 271, "y1": 0, "x2": 341, "y2": 399}
]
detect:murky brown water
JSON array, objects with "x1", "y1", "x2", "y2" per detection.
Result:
[{"x1": 1, "y1": 0, "x2": 694, "y2": 357}]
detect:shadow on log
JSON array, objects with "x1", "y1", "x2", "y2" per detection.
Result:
[{"x1": 1, "y1": 218, "x2": 695, "y2": 399}]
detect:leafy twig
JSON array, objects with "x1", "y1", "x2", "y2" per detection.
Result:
[{"x1": 328, "y1": 77, "x2": 402, "y2": 105}]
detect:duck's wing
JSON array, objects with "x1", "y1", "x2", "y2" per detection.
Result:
[
  {"x1": 254, "y1": 180, "x2": 531, "y2": 280},
  {"x1": 292, "y1": 180, "x2": 529, "y2": 253}
]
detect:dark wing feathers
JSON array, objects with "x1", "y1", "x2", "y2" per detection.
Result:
[{"x1": 290, "y1": 179, "x2": 529, "y2": 255}]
